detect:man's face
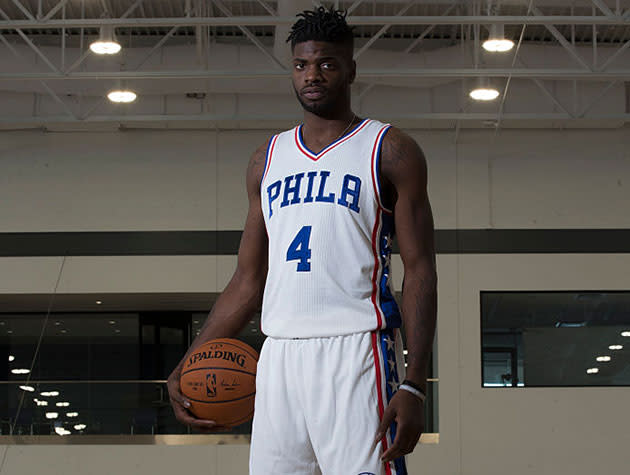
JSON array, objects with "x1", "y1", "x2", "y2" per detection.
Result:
[{"x1": 291, "y1": 40, "x2": 356, "y2": 117}]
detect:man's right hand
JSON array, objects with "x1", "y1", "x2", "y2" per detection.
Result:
[{"x1": 166, "y1": 364, "x2": 230, "y2": 433}]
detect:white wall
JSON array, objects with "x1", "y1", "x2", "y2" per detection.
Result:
[{"x1": 1, "y1": 125, "x2": 630, "y2": 474}]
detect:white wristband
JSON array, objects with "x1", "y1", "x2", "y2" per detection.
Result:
[{"x1": 399, "y1": 383, "x2": 426, "y2": 402}]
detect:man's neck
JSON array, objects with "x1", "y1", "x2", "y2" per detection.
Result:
[{"x1": 302, "y1": 110, "x2": 358, "y2": 142}]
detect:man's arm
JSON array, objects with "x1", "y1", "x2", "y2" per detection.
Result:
[
  {"x1": 167, "y1": 141, "x2": 270, "y2": 432},
  {"x1": 374, "y1": 127, "x2": 438, "y2": 462}
]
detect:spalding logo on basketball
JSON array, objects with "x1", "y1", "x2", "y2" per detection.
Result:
[{"x1": 180, "y1": 338, "x2": 258, "y2": 427}]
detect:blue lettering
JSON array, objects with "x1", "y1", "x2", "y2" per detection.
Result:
[
  {"x1": 267, "y1": 180, "x2": 281, "y2": 218},
  {"x1": 337, "y1": 174, "x2": 362, "y2": 213},
  {"x1": 280, "y1": 173, "x2": 305, "y2": 208},
  {"x1": 303, "y1": 171, "x2": 318, "y2": 203},
  {"x1": 315, "y1": 170, "x2": 335, "y2": 203}
]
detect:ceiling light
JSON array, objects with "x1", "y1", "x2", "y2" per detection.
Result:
[
  {"x1": 56, "y1": 402, "x2": 70, "y2": 407},
  {"x1": 586, "y1": 368, "x2": 599, "y2": 374},
  {"x1": 8, "y1": 355, "x2": 14, "y2": 362},
  {"x1": 107, "y1": 90, "x2": 137, "y2": 103},
  {"x1": 96, "y1": 301, "x2": 102, "y2": 305},
  {"x1": 74, "y1": 424, "x2": 87, "y2": 430},
  {"x1": 470, "y1": 77, "x2": 500, "y2": 101},
  {"x1": 11, "y1": 368, "x2": 30, "y2": 374},
  {"x1": 622, "y1": 331, "x2": 630, "y2": 337},
  {"x1": 470, "y1": 86, "x2": 500, "y2": 101},
  {"x1": 609, "y1": 345, "x2": 623, "y2": 350},
  {"x1": 596, "y1": 356, "x2": 611, "y2": 362},
  {"x1": 45, "y1": 412, "x2": 59, "y2": 419},
  {"x1": 36, "y1": 400, "x2": 48, "y2": 406},
  {"x1": 19, "y1": 385, "x2": 35, "y2": 392},
  {"x1": 54, "y1": 427, "x2": 71, "y2": 435},
  {"x1": 483, "y1": 24, "x2": 514, "y2": 52},
  {"x1": 66, "y1": 412, "x2": 79, "y2": 417},
  {"x1": 90, "y1": 26, "x2": 121, "y2": 55},
  {"x1": 41, "y1": 391, "x2": 59, "y2": 397}
]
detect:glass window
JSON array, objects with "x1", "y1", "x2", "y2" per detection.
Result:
[
  {"x1": 481, "y1": 291, "x2": 630, "y2": 387},
  {"x1": 1, "y1": 303, "x2": 438, "y2": 437}
]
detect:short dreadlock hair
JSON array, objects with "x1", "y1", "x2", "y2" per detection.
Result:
[{"x1": 287, "y1": 6, "x2": 354, "y2": 52}]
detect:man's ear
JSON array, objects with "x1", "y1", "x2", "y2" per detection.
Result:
[{"x1": 349, "y1": 59, "x2": 356, "y2": 84}]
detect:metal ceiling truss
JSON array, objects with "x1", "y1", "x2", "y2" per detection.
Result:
[{"x1": 0, "y1": 0, "x2": 629, "y2": 128}]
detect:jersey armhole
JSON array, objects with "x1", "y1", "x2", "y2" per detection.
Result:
[
  {"x1": 370, "y1": 124, "x2": 394, "y2": 215},
  {"x1": 260, "y1": 134, "x2": 278, "y2": 189}
]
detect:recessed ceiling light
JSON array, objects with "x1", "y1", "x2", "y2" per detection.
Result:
[
  {"x1": 66, "y1": 412, "x2": 79, "y2": 417},
  {"x1": 482, "y1": 24, "x2": 514, "y2": 52},
  {"x1": 74, "y1": 424, "x2": 86, "y2": 430},
  {"x1": 108, "y1": 90, "x2": 137, "y2": 103},
  {"x1": 19, "y1": 385, "x2": 35, "y2": 392},
  {"x1": 11, "y1": 368, "x2": 30, "y2": 374},
  {"x1": 96, "y1": 300, "x2": 102, "y2": 305},
  {"x1": 45, "y1": 412, "x2": 59, "y2": 419},
  {"x1": 89, "y1": 26, "x2": 121, "y2": 55},
  {"x1": 586, "y1": 368, "x2": 599, "y2": 374},
  {"x1": 596, "y1": 356, "x2": 611, "y2": 362},
  {"x1": 109, "y1": 320, "x2": 116, "y2": 325},
  {"x1": 470, "y1": 87, "x2": 500, "y2": 101},
  {"x1": 622, "y1": 331, "x2": 630, "y2": 337},
  {"x1": 41, "y1": 391, "x2": 59, "y2": 397},
  {"x1": 8, "y1": 355, "x2": 15, "y2": 362},
  {"x1": 609, "y1": 345, "x2": 623, "y2": 350}
]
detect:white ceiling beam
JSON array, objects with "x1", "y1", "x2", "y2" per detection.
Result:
[
  {"x1": 358, "y1": 2, "x2": 458, "y2": 101},
  {"x1": 11, "y1": 0, "x2": 35, "y2": 21},
  {"x1": 212, "y1": 0, "x2": 287, "y2": 70},
  {"x1": 354, "y1": 0, "x2": 420, "y2": 60},
  {"x1": 591, "y1": 0, "x2": 615, "y2": 17},
  {"x1": 254, "y1": 0, "x2": 276, "y2": 16},
  {"x1": 1, "y1": 68, "x2": 629, "y2": 81},
  {"x1": 2, "y1": 112, "x2": 629, "y2": 126},
  {"x1": 530, "y1": 6, "x2": 592, "y2": 70},
  {"x1": 42, "y1": 0, "x2": 70, "y2": 22},
  {"x1": 597, "y1": 37, "x2": 630, "y2": 71},
  {"x1": 347, "y1": 0, "x2": 369, "y2": 15},
  {"x1": 1, "y1": 15, "x2": 629, "y2": 29}
]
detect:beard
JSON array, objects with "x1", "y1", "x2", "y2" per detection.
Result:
[{"x1": 293, "y1": 84, "x2": 344, "y2": 118}]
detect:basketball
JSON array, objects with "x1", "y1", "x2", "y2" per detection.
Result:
[{"x1": 180, "y1": 338, "x2": 258, "y2": 427}]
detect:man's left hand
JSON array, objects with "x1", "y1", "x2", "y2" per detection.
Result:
[{"x1": 374, "y1": 388, "x2": 425, "y2": 463}]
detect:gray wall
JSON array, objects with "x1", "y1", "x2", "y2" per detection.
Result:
[{"x1": 1, "y1": 125, "x2": 629, "y2": 474}]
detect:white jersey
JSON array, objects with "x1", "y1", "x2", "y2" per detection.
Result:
[{"x1": 259, "y1": 118, "x2": 401, "y2": 338}]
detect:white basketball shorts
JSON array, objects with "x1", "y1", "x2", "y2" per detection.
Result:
[{"x1": 248, "y1": 328, "x2": 408, "y2": 475}]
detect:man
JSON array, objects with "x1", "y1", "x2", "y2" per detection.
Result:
[{"x1": 168, "y1": 7, "x2": 437, "y2": 475}]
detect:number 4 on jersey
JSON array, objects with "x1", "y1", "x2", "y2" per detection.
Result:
[{"x1": 286, "y1": 225, "x2": 312, "y2": 272}]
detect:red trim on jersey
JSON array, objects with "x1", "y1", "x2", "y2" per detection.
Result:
[
  {"x1": 294, "y1": 118, "x2": 371, "y2": 162},
  {"x1": 371, "y1": 331, "x2": 393, "y2": 475},
  {"x1": 370, "y1": 209, "x2": 383, "y2": 329},
  {"x1": 262, "y1": 134, "x2": 278, "y2": 184}
]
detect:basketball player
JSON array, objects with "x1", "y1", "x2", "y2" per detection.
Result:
[{"x1": 168, "y1": 7, "x2": 437, "y2": 474}]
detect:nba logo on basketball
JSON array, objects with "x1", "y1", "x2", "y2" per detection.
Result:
[{"x1": 206, "y1": 373, "x2": 217, "y2": 398}]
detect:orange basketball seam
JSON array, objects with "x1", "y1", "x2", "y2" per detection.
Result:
[
  {"x1": 185, "y1": 392, "x2": 256, "y2": 404},
  {"x1": 191, "y1": 339, "x2": 260, "y2": 361},
  {"x1": 181, "y1": 367, "x2": 257, "y2": 377}
]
